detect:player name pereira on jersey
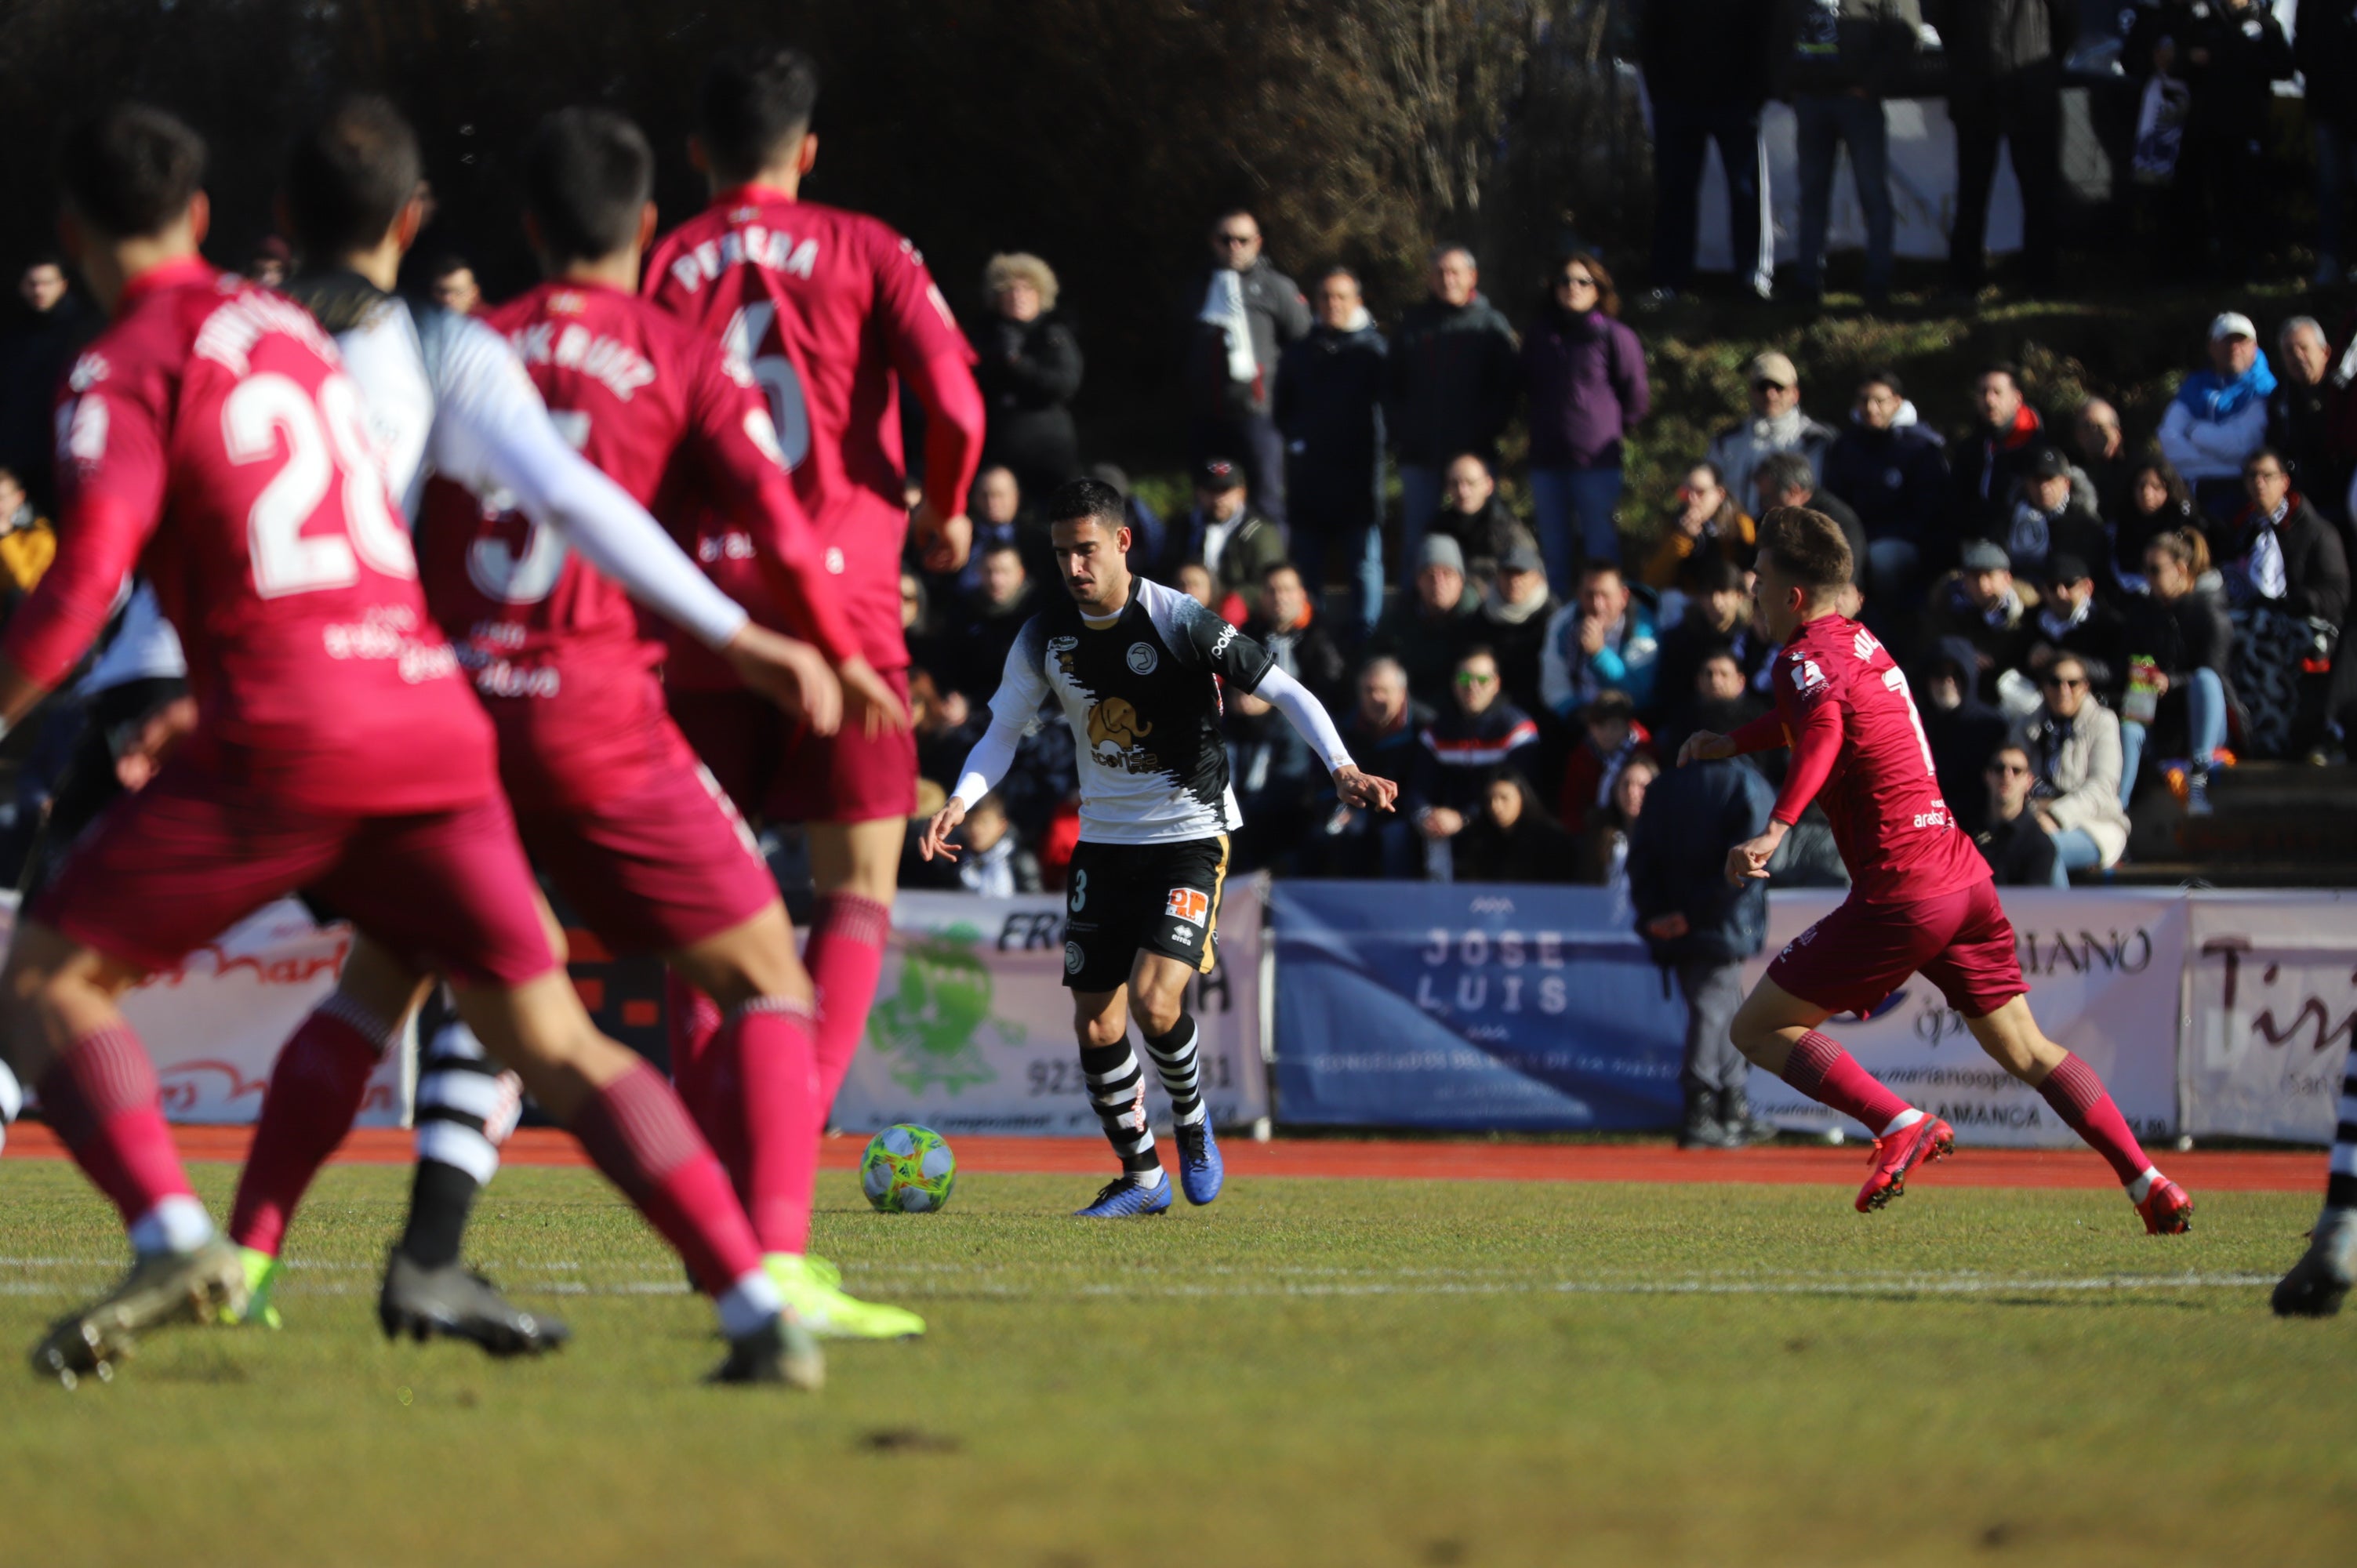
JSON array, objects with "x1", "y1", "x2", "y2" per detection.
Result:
[
  {"x1": 1770, "y1": 615, "x2": 1989, "y2": 903},
  {"x1": 993, "y1": 579, "x2": 1276, "y2": 845}
]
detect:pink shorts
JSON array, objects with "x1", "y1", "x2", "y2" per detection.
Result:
[
  {"x1": 515, "y1": 725, "x2": 779, "y2": 956},
  {"x1": 668, "y1": 671, "x2": 917, "y2": 827},
  {"x1": 1767, "y1": 878, "x2": 2028, "y2": 1020},
  {"x1": 35, "y1": 764, "x2": 555, "y2": 989}
]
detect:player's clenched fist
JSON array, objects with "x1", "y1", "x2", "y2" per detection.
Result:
[
  {"x1": 1334, "y1": 765, "x2": 1397, "y2": 813},
  {"x1": 911, "y1": 499, "x2": 973, "y2": 573},
  {"x1": 919, "y1": 798, "x2": 968, "y2": 862},
  {"x1": 1724, "y1": 822, "x2": 1787, "y2": 886},
  {"x1": 1679, "y1": 730, "x2": 1737, "y2": 768}
]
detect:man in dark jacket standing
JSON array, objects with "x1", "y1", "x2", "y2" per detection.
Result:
[
  {"x1": 1388, "y1": 245, "x2": 1520, "y2": 588},
  {"x1": 1823, "y1": 368, "x2": 1948, "y2": 607},
  {"x1": 1779, "y1": 0, "x2": 1924, "y2": 307},
  {"x1": 1187, "y1": 208, "x2": 1312, "y2": 528},
  {"x1": 1643, "y1": 0, "x2": 1781, "y2": 301},
  {"x1": 2300, "y1": 0, "x2": 2357, "y2": 283},
  {"x1": 1629, "y1": 755, "x2": 1778, "y2": 1148},
  {"x1": 1277, "y1": 267, "x2": 1389, "y2": 637},
  {"x1": 1937, "y1": 0, "x2": 2076, "y2": 293}
]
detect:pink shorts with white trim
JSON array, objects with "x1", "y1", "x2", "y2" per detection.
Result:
[
  {"x1": 514, "y1": 722, "x2": 780, "y2": 956},
  {"x1": 34, "y1": 762, "x2": 555, "y2": 989},
  {"x1": 1765, "y1": 877, "x2": 2028, "y2": 1021}
]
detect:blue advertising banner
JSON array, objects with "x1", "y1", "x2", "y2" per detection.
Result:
[{"x1": 1270, "y1": 882, "x2": 1687, "y2": 1129}]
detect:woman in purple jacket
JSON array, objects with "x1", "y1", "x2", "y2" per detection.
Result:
[{"x1": 1524, "y1": 252, "x2": 1651, "y2": 591}]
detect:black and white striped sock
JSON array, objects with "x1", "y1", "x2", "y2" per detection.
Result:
[
  {"x1": 401, "y1": 1018, "x2": 523, "y2": 1269},
  {"x1": 1079, "y1": 1039, "x2": 1163, "y2": 1184},
  {"x1": 1140, "y1": 1014, "x2": 1205, "y2": 1127},
  {"x1": 2329, "y1": 1063, "x2": 2357, "y2": 1213}
]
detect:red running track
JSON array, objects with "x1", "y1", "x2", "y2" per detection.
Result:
[{"x1": 0, "y1": 1124, "x2": 2325, "y2": 1192}]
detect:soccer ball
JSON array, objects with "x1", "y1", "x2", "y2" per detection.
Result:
[{"x1": 860, "y1": 1123, "x2": 957, "y2": 1213}]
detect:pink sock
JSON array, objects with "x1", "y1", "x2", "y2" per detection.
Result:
[
  {"x1": 804, "y1": 893, "x2": 890, "y2": 1106},
  {"x1": 664, "y1": 971, "x2": 731, "y2": 1163},
  {"x1": 38, "y1": 1024, "x2": 195, "y2": 1230},
  {"x1": 1780, "y1": 1030, "x2": 1914, "y2": 1137},
  {"x1": 568, "y1": 1059, "x2": 763, "y2": 1295},
  {"x1": 229, "y1": 997, "x2": 393, "y2": 1255},
  {"x1": 2037, "y1": 1053, "x2": 2153, "y2": 1185},
  {"x1": 708, "y1": 998, "x2": 819, "y2": 1255}
]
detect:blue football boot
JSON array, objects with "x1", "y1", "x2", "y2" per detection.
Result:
[
  {"x1": 1174, "y1": 1120, "x2": 1224, "y2": 1206},
  {"x1": 1073, "y1": 1174, "x2": 1172, "y2": 1218}
]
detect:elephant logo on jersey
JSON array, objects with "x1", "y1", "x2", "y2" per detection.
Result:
[
  {"x1": 866, "y1": 924, "x2": 1025, "y2": 1094},
  {"x1": 1085, "y1": 697, "x2": 1161, "y2": 773}
]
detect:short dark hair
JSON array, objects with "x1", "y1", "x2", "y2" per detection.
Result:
[
  {"x1": 1758, "y1": 506, "x2": 1855, "y2": 590},
  {"x1": 1457, "y1": 644, "x2": 1499, "y2": 670},
  {"x1": 1578, "y1": 557, "x2": 1625, "y2": 586},
  {"x1": 696, "y1": 45, "x2": 820, "y2": 184},
  {"x1": 525, "y1": 108, "x2": 654, "y2": 265},
  {"x1": 1979, "y1": 360, "x2": 2022, "y2": 390},
  {"x1": 58, "y1": 103, "x2": 206, "y2": 240},
  {"x1": 1043, "y1": 477, "x2": 1127, "y2": 534},
  {"x1": 1754, "y1": 451, "x2": 1817, "y2": 499},
  {"x1": 426, "y1": 252, "x2": 473, "y2": 282},
  {"x1": 1681, "y1": 550, "x2": 1745, "y2": 596},
  {"x1": 2243, "y1": 445, "x2": 2288, "y2": 474},
  {"x1": 284, "y1": 95, "x2": 421, "y2": 257},
  {"x1": 1584, "y1": 690, "x2": 1636, "y2": 726},
  {"x1": 1261, "y1": 559, "x2": 1302, "y2": 585},
  {"x1": 1860, "y1": 366, "x2": 1904, "y2": 397},
  {"x1": 1988, "y1": 743, "x2": 2031, "y2": 771}
]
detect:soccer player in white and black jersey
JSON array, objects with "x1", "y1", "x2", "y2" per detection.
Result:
[{"x1": 922, "y1": 479, "x2": 1396, "y2": 1214}]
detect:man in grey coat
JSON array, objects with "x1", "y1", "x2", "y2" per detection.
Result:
[{"x1": 1187, "y1": 207, "x2": 1312, "y2": 528}]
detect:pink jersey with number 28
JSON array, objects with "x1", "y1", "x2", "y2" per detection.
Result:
[
  {"x1": 6, "y1": 260, "x2": 496, "y2": 814},
  {"x1": 1763, "y1": 613, "x2": 1989, "y2": 903}
]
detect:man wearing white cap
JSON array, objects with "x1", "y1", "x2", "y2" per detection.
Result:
[
  {"x1": 1705, "y1": 350, "x2": 1836, "y2": 506},
  {"x1": 2159, "y1": 312, "x2": 2278, "y2": 521}
]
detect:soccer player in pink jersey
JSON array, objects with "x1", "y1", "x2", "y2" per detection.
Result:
[
  {"x1": 643, "y1": 45, "x2": 987, "y2": 1174},
  {"x1": 0, "y1": 103, "x2": 816, "y2": 1386},
  {"x1": 1679, "y1": 508, "x2": 2192, "y2": 1232},
  {"x1": 226, "y1": 106, "x2": 923, "y2": 1345}
]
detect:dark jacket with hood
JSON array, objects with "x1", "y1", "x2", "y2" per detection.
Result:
[
  {"x1": 1275, "y1": 317, "x2": 1388, "y2": 499},
  {"x1": 1627, "y1": 757, "x2": 1775, "y2": 964},
  {"x1": 1387, "y1": 293, "x2": 1521, "y2": 466}
]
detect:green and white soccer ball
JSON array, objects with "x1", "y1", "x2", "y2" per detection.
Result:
[{"x1": 860, "y1": 1123, "x2": 957, "y2": 1213}]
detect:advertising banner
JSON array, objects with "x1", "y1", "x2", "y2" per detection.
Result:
[
  {"x1": 1743, "y1": 888, "x2": 2184, "y2": 1147},
  {"x1": 830, "y1": 878, "x2": 1270, "y2": 1137},
  {"x1": 0, "y1": 896, "x2": 411, "y2": 1127},
  {"x1": 2181, "y1": 892, "x2": 2357, "y2": 1143},
  {"x1": 1269, "y1": 882, "x2": 1687, "y2": 1130}
]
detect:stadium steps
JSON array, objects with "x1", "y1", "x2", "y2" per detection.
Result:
[{"x1": 2113, "y1": 760, "x2": 2357, "y2": 886}]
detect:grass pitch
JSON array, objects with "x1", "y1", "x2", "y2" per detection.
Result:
[{"x1": 0, "y1": 1159, "x2": 2349, "y2": 1567}]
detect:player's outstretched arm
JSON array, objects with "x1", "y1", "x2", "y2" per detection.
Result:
[
  {"x1": 1250, "y1": 665, "x2": 1394, "y2": 808},
  {"x1": 932, "y1": 635, "x2": 1044, "y2": 857}
]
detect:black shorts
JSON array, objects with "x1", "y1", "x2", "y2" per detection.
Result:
[{"x1": 1062, "y1": 835, "x2": 1230, "y2": 993}]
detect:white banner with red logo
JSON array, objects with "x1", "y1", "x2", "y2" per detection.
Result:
[
  {"x1": 1743, "y1": 888, "x2": 2186, "y2": 1148},
  {"x1": 831, "y1": 877, "x2": 1272, "y2": 1138},
  {"x1": 2181, "y1": 891, "x2": 2357, "y2": 1144},
  {"x1": 0, "y1": 895, "x2": 410, "y2": 1127}
]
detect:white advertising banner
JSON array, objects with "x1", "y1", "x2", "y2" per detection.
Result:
[
  {"x1": 832, "y1": 877, "x2": 1271, "y2": 1138},
  {"x1": 2182, "y1": 891, "x2": 2357, "y2": 1143},
  {"x1": 1744, "y1": 888, "x2": 2184, "y2": 1148},
  {"x1": 0, "y1": 895, "x2": 409, "y2": 1126}
]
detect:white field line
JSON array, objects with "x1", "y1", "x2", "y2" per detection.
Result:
[{"x1": 0, "y1": 1256, "x2": 2284, "y2": 1301}]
